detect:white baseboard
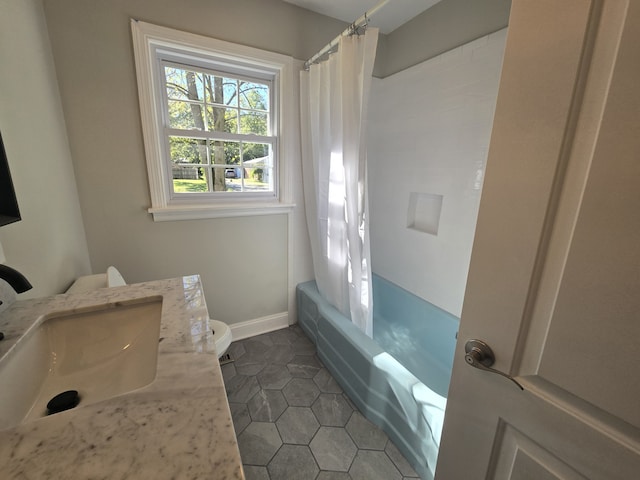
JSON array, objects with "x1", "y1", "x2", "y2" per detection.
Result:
[{"x1": 229, "y1": 311, "x2": 290, "y2": 341}]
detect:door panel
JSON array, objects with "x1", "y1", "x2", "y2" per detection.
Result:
[
  {"x1": 534, "y1": 71, "x2": 640, "y2": 427},
  {"x1": 492, "y1": 424, "x2": 588, "y2": 480},
  {"x1": 436, "y1": 0, "x2": 640, "y2": 478}
]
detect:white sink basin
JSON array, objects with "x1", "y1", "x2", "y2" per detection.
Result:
[{"x1": 0, "y1": 295, "x2": 163, "y2": 430}]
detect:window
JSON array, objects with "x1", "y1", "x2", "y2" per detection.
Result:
[
  {"x1": 164, "y1": 64, "x2": 275, "y2": 195},
  {"x1": 131, "y1": 21, "x2": 295, "y2": 221}
]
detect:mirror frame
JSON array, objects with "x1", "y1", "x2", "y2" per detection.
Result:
[{"x1": 0, "y1": 130, "x2": 21, "y2": 227}]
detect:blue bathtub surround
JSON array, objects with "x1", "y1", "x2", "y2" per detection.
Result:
[
  {"x1": 372, "y1": 275, "x2": 459, "y2": 397},
  {"x1": 296, "y1": 275, "x2": 459, "y2": 480}
]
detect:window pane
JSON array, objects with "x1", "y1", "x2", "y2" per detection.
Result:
[
  {"x1": 239, "y1": 110, "x2": 268, "y2": 135},
  {"x1": 165, "y1": 67, "x2": 204, "y2": 101},
  {"x1": 205, "y1": 75, "x2": 238, "y2": 107},
  {"x1": 218, "y1": 167, "x2": 243, "y2": 192},
  {"x1": 243, "y1": 143, "x2": 273, "y2": 192},
  {"x1": 168, "y1": 100, "x2": 204, "y2": 130},
  {"x1": 206, "y1": 106, "x2": 237, "y2": 133},
  {"x1": 242, "y1": 142, "x2": 271, "y2": 164},
  {"x1": 172, "y1": 167, "x2": 207, "y2": 193},
  {"x1": 239, "y1": 81, "x2": 269, "y2": 110},
  {"x1": 210, "y1": 167, "x2": 237, "y2": 192},
  {"x1": 169, "y1": 137, "x2": 207, "y2": 165},
  {"x1": 245, "y1": 167, "x2": 274, "y2": 192},
  {"x1": 210, "y1": 140, "x2": 240, "y2": 166}
]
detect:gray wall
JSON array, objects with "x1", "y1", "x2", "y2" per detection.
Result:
[
  {"x1": 41, "y1": 0, "x2": 346, "y2": 324},
  {"x1": 376, "y1": 0, "x2": 511, "y2": 77},
  {"x1": 0, "y1": 0, "x2": 91, "y2": 298}
]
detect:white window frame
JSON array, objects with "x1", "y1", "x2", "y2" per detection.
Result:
[{"x1": 131, "y1": 20, "x2": 295, "y2": 221}]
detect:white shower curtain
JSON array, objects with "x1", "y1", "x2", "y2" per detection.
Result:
[{"x1": 300, "y1": 29, "x2": 378, "y2": 338}]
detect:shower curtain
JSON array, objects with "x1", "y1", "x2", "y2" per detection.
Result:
[{"x1": 300, "y1": 29, "x2": 378, "y2": 338}]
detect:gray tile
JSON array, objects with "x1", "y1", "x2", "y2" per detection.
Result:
[
  {"x1": 234, "y1": 337, "x2": 274, "y2": 366},
  {"x1": 247, "y1": 389, "x2": 288, "y2": 422},
  {"x1": 266, "y1": 327, "x2": 299, "y2": 345},
  {"x1": 282, "y1": 378, "x2": 321, "y2": 407},
  {"x1": 228, "y1": 341, "x2": 246, "y2": 359},
  {"x1": 236, "y1": 362, "x2": 266, "y2": 376},
  {"x1": 349, "y1": 450, "x2": 402, "y2": 480},
  {"x1": 287, "y1": 354, "x2": 322, "y2": 378},
  {"x1": 221, "y1": 362, "x2": 237, "y2": 383},
  {"x1": 313, "y1": 368, "x2": 344, "y2": 394},
  {"x1": 246, "y1": 334, "x2": 275, "y2": 348},
  {"x1": 312, "y1": 393, "x2": 354, "y2": 427},
  {"x1": 385, "y1": 440, "x2": 420, "y2": 477},
  {"x1": 237, "y1": 422, "x2": 282, "y2": 466},
  {"x1": 242, "y1": 465, "x2": 270, "y2": 480},
  {"x1": 317, "y1": 472, "x2": 352, "y2": 480},
  {"x1": 288, "y1": 323, "x2": 305, "y2": 337},
  {"x1": 228, "y1": 402, "x2": 251, "y2": 435},
  {"x1": 346, "y1": 412, "x2": 388, "y2": 450},
  {"x1": 225, "y1": 327, "x2": 419, "y2": 480},
  {"x1": 267, "y1": 445, "x2": 319, "y2": 480},
  {"x1": 290, "y1": 335, "x2": 317, "y2": 355},
  {"x1": 257, "y1": 363, "x2": 293, "y2": 390},
  {"x1": 264, "y1": 344, "x2": 296, "y2": 365},
  {"x1": 310, "y1": 426, "x2": 357, "y2": 472},
  {"x1": 234, "y1": 352, "x2": 267, "y2": 367},
  {"x1": 276, "y1": 406, "x2": 319, "y2": 445},
  {"x1": 225, "y1": 374, "x2": 261, "y2": 404},
  {"x1": 342, "y1": 393, "x2": 358, "y2": 411}
]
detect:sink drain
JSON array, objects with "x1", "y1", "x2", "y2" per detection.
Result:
[{"x1": 47, "y1": 390, "x2": 80, "y2": 415}]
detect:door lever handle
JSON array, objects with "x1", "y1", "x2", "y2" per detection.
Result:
[{"x1": 464, "y1": 339, "x2": 524, "y2": 390}]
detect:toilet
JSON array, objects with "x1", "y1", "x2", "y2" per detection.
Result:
[
  {"x1": 67, "y1": 266, "x2": 232, "y2": 357},
  {"x1": 210, "y1": 319, "x2": 232, "y2": 358}
]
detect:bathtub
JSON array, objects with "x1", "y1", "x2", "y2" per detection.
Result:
[{"x1": 296, "y1": 274, "x2": 459, "y2": 480}]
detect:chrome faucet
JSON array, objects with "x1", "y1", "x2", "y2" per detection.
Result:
[
  {"x1": 0, "y1": 264, "x2": 32, "y2": 294},
  {"x1": 0, "y1": 264, "x2": 32, "y2": 340}
]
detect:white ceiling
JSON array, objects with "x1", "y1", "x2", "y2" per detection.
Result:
[{"x1": 282, "y1": 0, "x2": 443, "y2": 34}]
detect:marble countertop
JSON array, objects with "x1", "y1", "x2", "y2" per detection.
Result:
[{"x1": 0, "y1": 276, "x2": 244, "y2": 479}]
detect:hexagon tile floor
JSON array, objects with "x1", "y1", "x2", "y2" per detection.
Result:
[{"x1": 222, "y1": 324, "x2": 421, "y2": 480}]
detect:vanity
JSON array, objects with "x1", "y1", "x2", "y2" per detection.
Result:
[{"x1": 0, "y1": 276, "x2": 244, "y2": 479}]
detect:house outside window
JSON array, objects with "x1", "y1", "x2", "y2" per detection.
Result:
[{"x1": 131, "y1": 21, "x2": 294, "y2": 221}]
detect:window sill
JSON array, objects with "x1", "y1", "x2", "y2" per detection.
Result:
[{"x1": 148, "y1": 203, "x2": 295, "y2": 222}]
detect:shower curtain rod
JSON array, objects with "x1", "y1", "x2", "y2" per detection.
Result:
[{"x1": 303, "y1": 0, "x2": 389, "y2": 70}]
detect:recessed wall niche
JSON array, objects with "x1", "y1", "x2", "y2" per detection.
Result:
[{"x1": 407, "y1": 192, "x2": 443, "y2": 235}]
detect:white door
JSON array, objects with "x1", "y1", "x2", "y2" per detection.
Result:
[{"x1": 436, "y1": 1, "x2": 640, "y2": 479}]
